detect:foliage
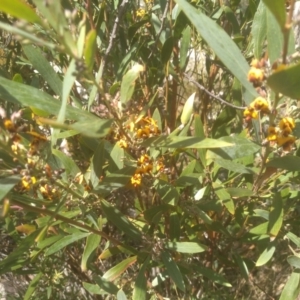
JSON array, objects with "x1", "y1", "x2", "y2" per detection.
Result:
[{"x1": 0, "y1": 0, "x2": 300, "y2": 299}]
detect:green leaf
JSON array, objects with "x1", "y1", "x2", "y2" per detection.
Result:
[
  {"x1": 24, "y1": 272, "x2": 42, "y2": 300},
  {"x1": 233, "y1": 254, "x2": 249, "y2": 279},
  {"x1": 12, "y1": 73, "x2": 23, "y2": 83},
  {"x1": 45, "y1": 232, "x2": 90, "y2": 256},
  {"x1": 286, "y1": 232, "x2": 300, "y2": 248},
  {"x1": 101, "y1": 200, "x2": 142, "y2": 241},
  {"x1": 180, "y1": 92, "x2": 195, "y2": 125},
  {"x1": 0, "y1": 175, "x2": 20, "y2": 201},
  {"x1": 0, "y1": 0, "x2": 42, "y2": 24},
  {"x1": 93, "y1": 275, "x2": 119, "y2": 295},
  {"x1": 161, "y1": 251, "x2": 185, "y2": 292},
  {"x1": 58, "y1": 59, "x2": 76, "y2": 125},
  {"x1": 52, "y1": 149, "x2": 81, "y2": 178},
  {"x1": 216, "y1": 159, "x2": 257, "y2": 174},
  {"x1": 117, "y1": 289, "x2": 127, "y2": 300},
  {"x1": 250, "y1": 222, "x2": 269, "y2": 235},
  {"x1": 267, "y1": 63, "x2": 300, "y2": 99},
  {"x1": 279, "y1": 272, "x2": 300, "y2": 300},
  {"x1": 83, "y1": 282, "x2": 107, "y2": 295},
  {"x1": 287, "y1": 256, "x2": 300, "y2": 269},
  {"x1": 142, "y1": 136, "x2": 232, "y2": 149},
  {"x1": 256, "y1": 242, "x2": 276, "y2": 267},
  {"x1": 193, "y1": 265, "x2": 232, "y2": 287},
  {"x1": 81, "y1": 234, "x2": 101, "y2": 272},
  {"x1": 0, "y1": 76, "x2": 107, "y2": 123},
  {"x1": 226, "y1": 188, "x2": 254, "y2": 198},
  {"x1": 109, "y1": 143, "x2": 124, "y2": 170},
  {"x1": 268, "y1": 194, "x2": 283, "y2": 237},
  {"x1": 262, "y1": 0, "x2": 286, "y2": 30},
  {"x1": 266, "y1": 7, "x2": 283, "y2": 64},
  {"x1": 179, "y1": 26, "x2": 191, "y2": 70},
  {"x1": 22, "y1": 45, "x2": 63, "y2": 97},
  {"x1": 102, "y1": 256, "x2": 137, "y2": 281},
  {"x1": 207, "y1": 136, "x2": 261, "y2": 160},
  {"x1": 133, "y1": 256, "x2": 150, "y2": 300},
  {"x1": 267, "y1": 156, "x2": 300, "y2": 172},
  {"x1": 169, "y1": 212, "x2": 181, "y2": 241},
  {"x1": 84, "y1": 29, "x2": 97, "y2": 72},
  {"x1": 120, "y1": 63, "x2": 144, "y2": 104},
  {"x1": 166, "y1": 242, "x2": 207, "y2": 253},
  {"x1": 161, "y1": 36, "x2": 174, "y2": 65},
  {"x1": 251, "y1": 2, "x2": 267, "y2": 59},
  {"x1": 174, "y1": 0, "x2": 257, "y2": 104}
]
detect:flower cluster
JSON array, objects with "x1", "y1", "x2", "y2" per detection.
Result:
[
  {"x1": 247, "y1": 59, "x2": 265, "y2": 87},
  {"x1": 133, "y1": 116, "x2": 161, "y2": 139},
  {"x1": 267, "y1": 117, "x2": 296, "y2": 151},
  {"x1": 131, "y1": 154, "x2": 153, "y2": 187},
  {"x1": 130, "y1": 154, "x2": 165, "y2": 187},
  {"x1": 243, "y1": 97, "x2": 270, "y2": 121}
]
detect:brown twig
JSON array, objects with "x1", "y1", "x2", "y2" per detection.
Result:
[
  {"x1": 101, "y1": 0, "x2": 128, "y2": 74},
  {"x1": 184, "y1": 74, "x2": 247, "y2": 110}
]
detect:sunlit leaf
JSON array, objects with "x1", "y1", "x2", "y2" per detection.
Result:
[
  {"x1": 256, "y1": 242, "x2": 276, "y2": 266},
  {"x1": 166, "y1": 242, "x2": 207, "y2": 253},
  {"x1": 102, "y1": 256, "x2": 137, "y2": 281}
]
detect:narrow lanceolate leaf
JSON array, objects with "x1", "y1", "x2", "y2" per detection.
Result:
[
  {"x1": 84, "y1": 29, "x2": 97, "y2": 72},
  {"x1": 252, "y1": 2, "x2": 267, "y2": 59},
  {"x1": 174, "y1": 0, "x2": 257, "y2": 104},
  {"x1": 0, "y1": 76, "x2": 104, "y2": 123},
  {"x1": 102, "y1": 256, "x2": 137, "y2": 282},
  {"x1": 262, "y1": 0, "x2": 286, "y2": 30},
  {"x1": 193, "y1": 265, "x2": 232, "y2": 287},
  {"x1": 133, "y1": 256, "x2": 150, "y2": 300},
  {"x1": 180, "y1": 92, "x2": 195, "y2": 125},
  {"x1": 268, "y1": 194, "x2": 283, "y2": 237},
  {"x1": 267, "y1": 63, "x2": 300, "y2": 99},
  {"x1": 120, "y1": 63, "x2": 145, "y2": 104},
  {"x1": 81, "y1": 234, "x2": 101, "y2": 271},
  {"x1": 287, "y1": 256, "x2": 300, "y2": 269},
  {"x1": 142, "y1": 136, "x2": 232, "y2": 149},
  {"x1": 0, "y1": 0, "x2": 42, "y2": 24},
  {"x1": 279, "y1": 272, "x2": 300, "y2": 300},
  {"x1": 267, "y1": 156, "x2": 300, "y2": 172},
  {"x1": 101, "y1": 200, "x2": 142, "y2": 241},
  {"x1": 24, "y1": 272, "x2": 43, "y2": 300},
  {"x1": 161, "y1": 251, "x2": 185, "y2": 292},
  {"x1": 22, "y1": 45, "x2": 63, "y2": 97},
  {"x1": 166, "y1": 242, "x2": 207, "y2": 253},
  {"x1": 45, "y1": 232, "x2": 90, "y2": 256},
  {"x1": 255, "y1": 242, "x2": 276, "y2": 267}
]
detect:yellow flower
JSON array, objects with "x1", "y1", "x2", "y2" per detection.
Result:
[
  {"x1": 131, "y1": 173, "x2": 142, "y2": 187},
  {"x1": 117, "y1": 138, "x2": 128, "y2": 149},
  {"x1": 136, "y1": 8, "x2": 146, "y2": 18},
  {"x1": 21, "y1": 176, "x2": 36, "y2": 190},
  {"x1": 247, "y1": 67, "x2": 264, "y2": 85},
  {"x1": 138, "y1": 154, "x2": 150, "y2": 165},
  {"x1": 267, "y1": 126, "x2": 279, "y2": 141},
  {"x1": 243, "y1": 107, "x2": 258, "y2": 120},
  {"x1": 252, "y1": 97, "x2": 270, "y2": 114}
]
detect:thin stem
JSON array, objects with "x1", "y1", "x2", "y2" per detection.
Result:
[
  {"x1": 184, "y1": 74, "x2": 247, "y2": 110},
  {"x1": 11, "y1": 197, "x2": 127, "y2": 248},
  {"x1": 282, "y1": 0, "x2": 296, "y2": 64}
]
